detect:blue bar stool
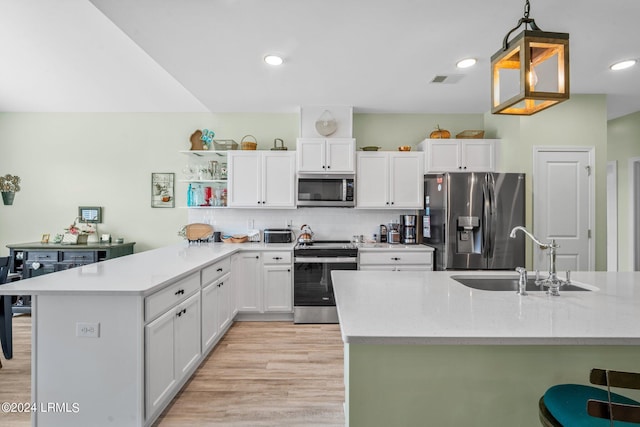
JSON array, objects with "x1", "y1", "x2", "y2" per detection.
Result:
[{"x1": 539, "y1": 369, "x2": 640, "y2": 426}]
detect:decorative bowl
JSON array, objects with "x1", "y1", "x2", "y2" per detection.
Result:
[{"x1": 398, "y1": 146, "x2": 412, "y2": 151}]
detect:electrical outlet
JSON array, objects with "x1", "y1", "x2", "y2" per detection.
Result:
[{"x1": 76, "y1": 322, "x2": 100, "y2": 338}]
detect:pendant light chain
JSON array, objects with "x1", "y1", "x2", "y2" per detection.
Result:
[{"x1": 524, "y1": 0, "x2": 532, "y2": 18}]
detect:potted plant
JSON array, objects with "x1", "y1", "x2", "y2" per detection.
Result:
[{"x1": 0, "y1": 174, "x2": 21, "y2": 205}]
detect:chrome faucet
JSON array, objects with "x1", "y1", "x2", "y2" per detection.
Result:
[{"x1": 509, "y1": 226, "x2": 567, "y2": 296}]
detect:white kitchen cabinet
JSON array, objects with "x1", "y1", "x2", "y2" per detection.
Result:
[
  {"x1": 234, "y1": 252, "x2": 262, "y2": 312},
  {"x1": 227, "y1": 151, "x2": 296, "y2": 208},
  {"x1": 297, "y1": 138, "x2": 355, "y2": 173},
  {"x1": 217, "y1": 273, "x2": 233, "y2": 331},
  {"x1": 357, "y1": 152, "x2": 424, "y2": 208},
  {"x1": 418, "y1": 139, "x2": 496, "y2": 173},
  {"x1": 359, "y1": 249, "x2": 433, "y2": 271},
  {"x1": 234, "y1": 251, "x2": 293, "y2": 314},
  {"x1": 263, "y1": 251, "x2": 292, "y2": 312},
  {"x1": 145, "y1": 291, "x2": 201, "y2": 420},
  {"x1": 201, "y1": 279, "x2": 220, "y2": 351}
]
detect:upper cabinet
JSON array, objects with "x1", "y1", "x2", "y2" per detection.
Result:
[
  {"x1": 227, "y1": 151, "x2": 296, "y2": 208},
  {"x1": 297, "y1": 138, "x2": 355, "y2": 173},
  {"x1": 417, "y1": 139, "x2": 496, "y2": 173},
  {"x1": 357, "y1": 152, "x2": 424, "y2": 209}
]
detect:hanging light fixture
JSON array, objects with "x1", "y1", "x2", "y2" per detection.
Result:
[{"x1": 491, "y1": 0, "x2": 569, "y2": 115}]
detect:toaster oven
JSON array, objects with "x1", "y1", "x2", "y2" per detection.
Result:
[{"x1": 263, "y1": 229, "x2": 295, "y2": 243}]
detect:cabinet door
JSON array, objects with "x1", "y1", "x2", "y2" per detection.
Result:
[
  {"x1": 461, "y1": 140, "x2": 495, "y2": 171},
  {"x1": 234, "y1": 252, "x2": 262, "y2": 312},
  {"x1": 326, "y1": 138, "x2": 355, "y2": 172},
  {"x1": 174, "y1": 292, "x2": 201, "y2": 380},
  {"x1": 145, "y1": 309, "x2": 176, "y2": 417},
  {"x1": 426, "y1": 141, "x2": 461, "y2": 172},
  {"x1": 263, "y1": 265, "x2": 292, "y2": 312},
  {"x1": 297, "y1": 139, "x2": 326, "y2": 172},
  {"x1": 228, "y1": 152, "x2": 261, "y2": 207},
  {"x1": 217, "y1": 273, "x2": 232, "y2": 332},
  {"x1": 201, "y1": 281, "x2": 219, "y2": 351},
  {"x1": 389, "y1": 153, "x2": 424, "y2": 208},
  {"x1": 262, "y1": 152, "x2": 296, "y2": 207},
  {"x1": 356, "y1": 152, "x2": 389, "y2": 208}
]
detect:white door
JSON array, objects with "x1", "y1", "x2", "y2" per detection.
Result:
[
  {"x1": 217, "y1": 273, "x2": 232, "y2": 331},
  {"x1": 234, "y1": 252, "x2": 262, "y2": 312},
  {"x1": 533, "y1": 148, "x2": 594, "y2": 272},
  {"x1": 262, "y1": 152, "x2": 296, "y2": 207},
  {"x1": 461, "y1": 141, "x2": 495, "y2": 172},
  {"x1": 174, "y1": 293, "x2": 201, "y2": 379},
  {"x1": 389, "y1": 152, "x2": 423, "y2": 208},
  {"x1": 263, "y1": 265, "x2": 292, "y2": 312},
  {"x1": 426, "y1": 141, "x2": 460, "y2": 172},
  {"x1": 356, "y1": 152, "x2": 389, "y2": 207},
  {"x1": 201, "y1": 280, "x2": 219, "y2": 350},
  {"x1": 145, "y1": 310, "x2": 176, "y2": 417},
  {"x1": 326, "y1": 138, "x2": 355, "y2": 172},
  {"x1": 297, "y1": 139, "x2": 325, "y2": 172},
  {"x1": 227, "y1": 152, "x2": 261, "y2": 207}
]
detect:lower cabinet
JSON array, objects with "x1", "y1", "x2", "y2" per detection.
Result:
[
  {"x1": 359, "y1": 250, "x2": 434, "y2": 271},
  {"x1": 234, "y1": 251, "x2": 292, "y2": 314},
  {"x1": 145, "y1": 291, "x2": 201, "y2": 419}
]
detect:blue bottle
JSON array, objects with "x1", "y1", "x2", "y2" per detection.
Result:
[{"x1": 187, "y1": 183, "x2": 192, "y2": 207}]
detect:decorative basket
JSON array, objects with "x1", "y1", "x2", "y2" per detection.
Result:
[
  {"x1": 212, "y1": 139, "x2": 238, "y2": 151},
  {"x1": 241, "y1": 135, "x2": 258, "y2": 150},
  {"x1": 222, "y1": 235, "x2": 249, "y2": 243},
  {"x1": 456, "y1": 130, "x2": 485, "y2": 139}
]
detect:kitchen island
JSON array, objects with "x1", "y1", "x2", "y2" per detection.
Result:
[
  {"x1": 333, "y1": 270, "x2": 640, "y2": 427},
  {"x1": 0, "y1": 242, "x2": 294, "y2": 427}
]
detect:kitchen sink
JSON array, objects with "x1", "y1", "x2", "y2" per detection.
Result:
[{"x1": 450, "y1": 275, "x2": 591, "y2": 292}]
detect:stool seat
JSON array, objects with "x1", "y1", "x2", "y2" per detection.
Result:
[{"x1": 543, "y1": 384, "x2": 640, "y2": 426}]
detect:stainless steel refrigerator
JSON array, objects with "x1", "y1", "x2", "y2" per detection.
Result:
[{"x1": 422, "y1": 173, "x2": 525, "y2": 270}]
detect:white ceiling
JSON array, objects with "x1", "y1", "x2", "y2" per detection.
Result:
[{"x1": 1, "y1": 0, "x2": 639, "y2": 119}]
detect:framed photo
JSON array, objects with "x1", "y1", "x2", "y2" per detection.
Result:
[
  {"x1": 152, "y1": 173, "x2": 175, "y2": 208},
  {"x1": 41, "y1": 234, "x2": 50, "y2": 243},
  {"x1": 78, "y1": 206, "x2": 102, "y2": 223}
]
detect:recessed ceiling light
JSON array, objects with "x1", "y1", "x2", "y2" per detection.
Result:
[
  {"x1": 456, "y1": 58, "x2": 477, "y2": 69},
  {"x1": 610, "y1": 59, "x2": 637, "y2": 71},
  {"x1": 264, "y1": 55, "x2": 283, "y2": 66}
]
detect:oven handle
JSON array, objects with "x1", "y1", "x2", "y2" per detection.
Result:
[{"x1": 294, "y1": 257, "x2": 357, "y2": 264}]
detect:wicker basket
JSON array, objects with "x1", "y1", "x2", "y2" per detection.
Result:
[
  {"x1": 212, "y1": 139, "x2": 238, "y2": 150},
  {"x1": 241, "y1": 135, "x2": 258, "y2": 150}
]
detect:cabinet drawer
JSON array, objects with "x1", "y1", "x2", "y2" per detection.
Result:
[
  {"x1": 359, "y1": 251, "x2": 432, "y2": 265},
  {"x1": 61, "y1": 251, "x2": 97, "y2": 263},
  {"x1": 201, "y1": 257, "x2": 231, "y2": 285},
  {"x1": 262, "y1": 251, "x2": 291, "y2": 265},
  {"x1": 145, "y1": 273, "x2": 200, "y2": 322},
  {"x1": 26, "y1": 251, "x2": 58, "y2": 262}
]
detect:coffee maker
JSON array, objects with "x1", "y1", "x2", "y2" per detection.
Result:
[{"x1": 400, "y1": 215, "x2": 417, "y2": 244}]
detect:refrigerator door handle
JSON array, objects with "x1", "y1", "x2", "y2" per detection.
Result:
[
  {"x1": 487, "y1": 173, "x2": 498, "y2": 259},
  {"x1": 482, "y1": 179, "x2": 491, "y2": 257}
]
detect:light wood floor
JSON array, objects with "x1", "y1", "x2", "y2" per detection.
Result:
[{"x1": 0, "y1": 317, "x2": 345, "y2": 426}]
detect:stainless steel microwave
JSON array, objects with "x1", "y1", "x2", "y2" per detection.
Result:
[{"x1": 297, "y1": 174, "x2": 355, "y2": 207}]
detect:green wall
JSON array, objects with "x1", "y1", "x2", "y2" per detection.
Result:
[
  {"x1": 484, "y1": 95, "x2": 609, "y2": 271},
  {"x1": 608, "y1": 111, "x2": 640, "y2": 271}
]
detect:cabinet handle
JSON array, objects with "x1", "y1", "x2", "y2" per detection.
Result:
[
  {"x1": 391, "y1": 202, "x2": 394, "y2": 205},
  {"x1": 257, "y1": 201, "x2": 261, "y2": 204},
  {"x1": 287, "y1": 269, "x2": 291, "y2": 272},
  {"x1": 386, "y1": 202, "x2": 389, "y2": 205},
  {"x1": 263, "y1": 201, "x2": 266, "y2": 204},
  {"x1": 463, "y1": 166, "x2": 467, "y2": 170},
  {"x1": 327, "y1": 165, "x2": 331, "y2": 169},
  {"x1": 323, "y1": 165, "x2": 326, "y2": 169},
  {"x1": 255, "y1": 256, "x2": 259, "y2": 259},
  {"x1": 391, "y1": 257, "x2": 401, "y2": 261},
  {"x1": 458, "y1": 166, "x2": 462, "y2": 169},
  {"x1": 273, "y1": 257, "x2": 282, "y2": 260},
  {"x1": 217, "y1": 268, "x2": 223, "y2": 272},
  {"x1": 174, "y1": 289, "x2": 185, "y2": 296}
]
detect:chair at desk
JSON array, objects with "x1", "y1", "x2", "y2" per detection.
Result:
[
  {"x1": 0, "y1": 256, "x2": 12, "y2": 365},
  {"x1": 540, "y1": 368, "x2": 640, "y2": 426}
]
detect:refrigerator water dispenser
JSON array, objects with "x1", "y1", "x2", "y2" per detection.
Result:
[{"x1": 457, "y1": 216, "x2": 480, "y2": 254}]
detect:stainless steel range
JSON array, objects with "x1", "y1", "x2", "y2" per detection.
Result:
[{"x1": 293, "y1": 240, "x2": 358, "y2": 324}]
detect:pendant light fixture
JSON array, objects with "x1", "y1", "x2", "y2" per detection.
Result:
[{"x1": 491, "y1": 0, "x2": 569, "y2": 115}]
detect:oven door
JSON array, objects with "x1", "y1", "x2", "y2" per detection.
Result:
[{"x1": 293, "y1": 257, "x2": 357, "y2": 306}]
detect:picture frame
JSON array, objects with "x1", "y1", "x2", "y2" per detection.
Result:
[
  {"x1": 78, "y1": 206, "x2": 102, "y2": 223},
  {"x1": 41, "y1": 234, "x2": 50, "y2": 243},
  {"x1": 152, "y1": 173, "x2": 175, "y2": 208}
]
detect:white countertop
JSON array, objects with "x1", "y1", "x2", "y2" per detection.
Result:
[
  {"x1": 0, "y1": 242, "x2": 295, "y2": 297},
  {"x1": 333, "y1": 270, "x2": 640, "y2": 345},
  {"x1": 356, "y1": 243, "x2": 434, "y2": 251}
]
